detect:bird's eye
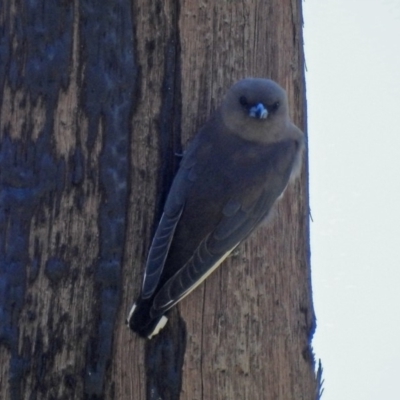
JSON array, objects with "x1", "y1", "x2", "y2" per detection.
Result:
[
  {"x1": 239, "y1": 96, "x2": 248, "y2": 107},
  {"x1": 271, "y1": 101, "x2": 280, "y2": 112}
]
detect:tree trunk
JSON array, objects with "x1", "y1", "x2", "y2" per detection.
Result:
[{"x1": 0, "y1": 0, "x2": 317, "y2": 399}]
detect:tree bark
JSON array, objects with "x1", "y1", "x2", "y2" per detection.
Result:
[{"x1": 0, "y1": 0, "x2": 316, "y2": 399}]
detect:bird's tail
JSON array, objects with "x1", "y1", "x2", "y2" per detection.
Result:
[{"x1": 126, "y1": 297, "x2": 168, "y2": 339}]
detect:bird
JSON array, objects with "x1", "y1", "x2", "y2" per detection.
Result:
[{"x1": 127, "y1": 78, "x2": 304, "y2": 338}]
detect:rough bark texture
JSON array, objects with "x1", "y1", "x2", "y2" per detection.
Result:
[{"x1": 0, "y1": 0, "x2": 316, "y2": 399}]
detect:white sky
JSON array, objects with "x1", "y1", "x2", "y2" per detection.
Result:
[{"x1": 304, "y1": 0, "x2": 400, "y2": 399}]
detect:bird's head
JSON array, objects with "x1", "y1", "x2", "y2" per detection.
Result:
[{"x1": 220, "y1": 78, "x2": 291, "y2": 143}]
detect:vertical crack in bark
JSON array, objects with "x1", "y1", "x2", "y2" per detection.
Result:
[
  {"x1": 200, "y1": 283, "x2": 207, "y2": 400},
  {"x1": 144, "y1": 1, "x2": 185, "y2": 399}
]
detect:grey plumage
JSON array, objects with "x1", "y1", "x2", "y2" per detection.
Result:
[{"x1": 127, "y1": 78, "x2": 304, "y2": 338}]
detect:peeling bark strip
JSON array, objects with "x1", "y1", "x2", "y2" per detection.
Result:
[
  {"x1": 79, "y1": 0, "x2": 136, "y2": 397},
  {"x1": 0, "y1": 0, "x2": 136, "y2": 399},
  {"x1": 0, "y1": 2, "x2": 74, "y2": 399}
]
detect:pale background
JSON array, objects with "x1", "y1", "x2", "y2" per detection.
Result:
[{"x1": 303, "y1": 0, "x2": 400, "y2": 399}]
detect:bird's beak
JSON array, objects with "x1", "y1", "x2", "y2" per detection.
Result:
[{"x1": 249, "y1": 103, "x2": 268, "y2": 119}]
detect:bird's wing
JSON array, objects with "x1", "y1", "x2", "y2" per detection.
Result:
[
  {"x1": 141, "y1": 208, "x2": 183, "y2": 299},
  {"x1": 150, "y1": 139, "x2": 299, "y2": 316},
  {"x1": 150, "y1": 184, "x2": 283, "y2": 316},
  {"x1": 140, "y1": 141, "x2": 201, "y2": 299}
]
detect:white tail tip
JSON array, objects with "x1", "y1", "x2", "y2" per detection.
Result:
[
  {"x1": 148, "y1": 316, "x2": 168, "y2": 339},
  {"x1": 126, "y1": 303, "x2": 137, "y2": 325}
]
